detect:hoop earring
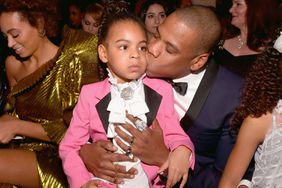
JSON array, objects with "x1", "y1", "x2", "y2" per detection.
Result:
[{"x1": 39, "y1": 29, "x2": 46, "y2": 37}]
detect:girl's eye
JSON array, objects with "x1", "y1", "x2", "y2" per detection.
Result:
[
  {"x1": 160, "y1": 13, "x2": 166, "y2": 19},
  {"x1": 147, "y1": 14, "x2": 154, "y2": 19},
  {"x1": 119, "y1": 45, "x2": 128, "y2": 50},
  {"x1": 139, "y1": 46, "x2": 147, "y2": 52}
]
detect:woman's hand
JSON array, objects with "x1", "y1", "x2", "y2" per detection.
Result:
[{"x1": 0, "y1": 114, "x2": 18, "y2": 143}]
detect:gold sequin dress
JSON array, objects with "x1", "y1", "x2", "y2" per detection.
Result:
[{"x1": 6, "y1": 27, "x2": 99, "y2": 188}]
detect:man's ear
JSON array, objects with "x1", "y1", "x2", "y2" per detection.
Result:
[
  {"x1": 190, "y1": 52, "x2": 210, "y2": 71},
  {"x1": 98, "y1": 44, "x2": 108, "y2": 63}
]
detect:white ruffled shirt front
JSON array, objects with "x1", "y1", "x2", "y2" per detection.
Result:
[{"x1": 104, "y1": 70, "x2": 150, "y2": 188}]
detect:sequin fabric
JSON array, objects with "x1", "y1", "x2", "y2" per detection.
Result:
[{"x1": 6, "y1": 27, "x2": 99, "y2": 188}]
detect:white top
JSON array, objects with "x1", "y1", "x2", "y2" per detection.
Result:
[{"x1": 252, "y1": 99, "x2": 282, "y2": 187}]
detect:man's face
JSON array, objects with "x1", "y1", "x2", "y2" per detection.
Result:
[{"x1": 146, "y1": 12, "x2": 198, "y2": 79}]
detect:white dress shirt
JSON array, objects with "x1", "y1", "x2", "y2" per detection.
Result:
[{"x1": 173, "y1": 70, "x2": 206, "y2": 119}]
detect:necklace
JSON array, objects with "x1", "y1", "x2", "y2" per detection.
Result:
[{"x1": 237, "y1": 35, "x2": 246, "y2": 49}]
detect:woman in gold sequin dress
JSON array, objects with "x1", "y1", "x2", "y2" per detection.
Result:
[{"x1": 0, "y1": 0, "x2": 100, "y2": 187}]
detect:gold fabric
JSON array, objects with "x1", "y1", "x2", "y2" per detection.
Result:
[{"x1": 6, "y1": 27, "x2": 99, "y2": 188}]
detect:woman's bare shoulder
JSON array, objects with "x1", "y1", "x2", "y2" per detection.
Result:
[{"x1": 5, "y1": 55, "x2": 23, "y2": 87}]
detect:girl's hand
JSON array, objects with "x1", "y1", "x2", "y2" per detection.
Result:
[
  {"x1": 162, "y1": 146, "x2": 191, "y2": 188},
  {"x1": 0, "y1": 114, "x2": 18, "y2": 143}
]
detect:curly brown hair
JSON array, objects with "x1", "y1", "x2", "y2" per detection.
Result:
[
  {"x1": 0, "y1": 0, "x2": 60, "y2": 38},
  {"x1": 232, "y1": 46, "x2": 282, "y2": 132}
]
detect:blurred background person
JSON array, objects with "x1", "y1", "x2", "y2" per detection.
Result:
[
  {"x1": 81, "y1": 2, "x2": 105, "y2": 35},
  {"x1": 213, "y1": 0, "x2": 281, "y2": 78},
  {"x1": 140, "y1": 0, "x2": 171, "y2": 40}
]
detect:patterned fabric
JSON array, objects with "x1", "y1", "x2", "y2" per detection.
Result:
[
  {"x1": 6, "y1": 27, "x2": 99, "y2": 188},
  {"x1": 252, "y1": 99, "x2": 282, "y2": 187}
]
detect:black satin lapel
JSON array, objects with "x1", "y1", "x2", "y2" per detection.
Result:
[
  {"x1": 96, "y1": 93, "x2": 111, "y2": 132},
  {"x1": 144, "y1": 84, "x2": 162, "y2": 126},
  {"x1": 181, "y1": 58, "x2": 219, "y2": 130}
]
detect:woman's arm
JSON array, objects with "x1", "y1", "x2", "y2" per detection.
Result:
[
  {"x1": 218, "y1": 113, "x2": 271, "y2": 188},
  {"x1": 0, "y1": 114, "x2": 50, "y2": 143}
]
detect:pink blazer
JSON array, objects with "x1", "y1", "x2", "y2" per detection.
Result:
[{"x1": 59, "y1": 77, "x2": 195, "y2": 188}]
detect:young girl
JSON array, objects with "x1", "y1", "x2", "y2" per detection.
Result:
[
  {"x1": 59, "y1": 12, "x2": 195, "y2": 188},
  {"x1": 219, "y1": 33, "x2": 282, "y2": 188}
]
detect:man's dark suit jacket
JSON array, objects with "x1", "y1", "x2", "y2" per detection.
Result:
[{"x1": 180, "y1": 58, "x2": 248, "y2": 188}]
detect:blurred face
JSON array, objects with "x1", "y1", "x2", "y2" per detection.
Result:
[
  {"x1": 99, "y1": 21, "x2": 147, "y2": 83},
  {"x1": 146, "y1": 13, "x2": 198, "y2": 79},
  {"x1": 144, "y1": 3, "x2": 166, "y2": 36},
  {"x1": 82, "y1": 13, "x2": 100, "y2": 35},
  {"x1": 229, "y1": 0, "x2": 247, "y2": 29},
  {"x1": 0, "y1": 12, "x2": 42, "y2": 58},
  {"x1": 68, "y1": 5, "x2": 83, "y2": 28}
]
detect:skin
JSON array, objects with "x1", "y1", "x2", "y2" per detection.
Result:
[
  {"x1": 80, "y1": 11, "x2": 209, "y2": 187},
  {"x1": 98, "y1": 21, "x2": 147, "y2": 83},
  {"x1": 0, "y1": 11, "x2": 58, "y2": 187},
  {"x1": 144, "y1": 3, "x2": 166, "y2": 39},
  {"x1": 229, "y1": 0, "x2": 247, "y2": 31},
  {"x1": 223, "y1": 0, "x2": 259, "y2": 56},
  {"x1": 219, "y1": 113, "x2": 272, "y2": 188},
  {"x1": 82, "y1": 13, "x2": 100, "y2": 35}
]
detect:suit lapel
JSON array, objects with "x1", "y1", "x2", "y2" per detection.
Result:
[
  {"x1": 144, "y1": 84, "x2": 162, "y2": 126},
  {"x1": 180, "y1": 58, "x2": 219, "y2": 130},
  {"x1": 96, "y1": 83, "x2": 162, "y2": 132},
  {"x1": 96, "y1": 92, "x2": 111, "y2": 132}
]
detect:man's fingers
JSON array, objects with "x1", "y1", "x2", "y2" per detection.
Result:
[
  {"x1": 115, "y1": 126, "x2": 134, "y2": 144},
  {"x1": 97, "y1": 140, "x2": 117, "y2": 152},
  {"x1": 109, "y1": 152, "x2": 134, "y2": 163}
]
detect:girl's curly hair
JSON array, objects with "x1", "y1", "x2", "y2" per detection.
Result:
[
  {"x1": 0, "y1": 0, "x2": 60, "y2": 38},
  {"x1": 231, "y1": 46, "x2": 282, "y2": 133}
]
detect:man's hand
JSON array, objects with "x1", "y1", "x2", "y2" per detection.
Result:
[
  {"x1": 115, "y1": 115, "x2": 169, "y2": 167},
  {"x1": 79, "y1": 140, "x2": 137, "y2": 184}
]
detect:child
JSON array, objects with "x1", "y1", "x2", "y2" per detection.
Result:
[
  {"x1": 59, "y1": 11, "x2": 195, "y2": 188},
  {"x1": 219, "y1": 33, "x2": 282, "y2": 188}
]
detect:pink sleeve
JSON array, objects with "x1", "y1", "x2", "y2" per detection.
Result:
[{"x1": 59, "y1": 86, "x2": 94, "y2": 188}]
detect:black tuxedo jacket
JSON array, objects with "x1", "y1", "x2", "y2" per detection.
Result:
[{"x1": 180, "y1": 58, "x2": 251, "y2": 188}]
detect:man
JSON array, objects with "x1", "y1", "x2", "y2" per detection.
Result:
[{"x1": 79, "y1": 5, "x2": 251, "y2": 187}]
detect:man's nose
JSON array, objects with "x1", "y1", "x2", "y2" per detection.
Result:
[{"x1": 147, "y1": 38, "x2": 161, "y2": 58}]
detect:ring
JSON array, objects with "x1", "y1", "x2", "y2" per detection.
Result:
[
  {"x1": 125, "y1": 145, "x2": 132, "y2": 156},
  {"x1": 135, "y1": 119, "x2": 147, "y2": 132},
  {"x1": 129, "y1": 136, "x2": 135, "y2": 145}
]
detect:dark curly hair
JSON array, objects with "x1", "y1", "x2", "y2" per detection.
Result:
[
  {"x1": 231, "y1": 46, "x2": 282, "y2": 133},
  {"x1": 0, "y1": 0, "x2": 60, "y2": 38}
]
